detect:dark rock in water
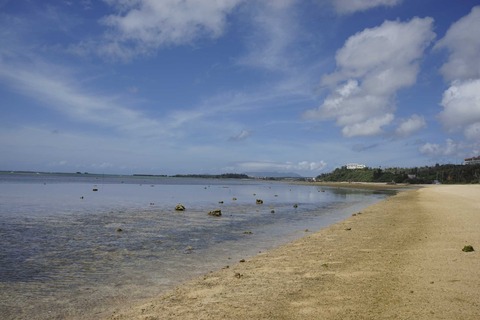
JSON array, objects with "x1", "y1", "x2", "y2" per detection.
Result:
[
  {"x1": 462, "y1": 245, "x2": 474, "y2": 252},
  {"x1": 116, "y1": 228, "x2": 123, "y2": 232},
  {"x1": 270, "y1": 210, "x2": 275, "y2": 214},
  {"x1": 175, "y1": 204, "x2": 186, "y2": 211},
  {"x1": 293, "y1": 204, "x2": 298, "y2": 208},
  {"x1": 208, "y1": 209, "x2": 222, "y2": 217},
  {"x1": 256, "y1": 199, "x2": 263, "y2": 204}
]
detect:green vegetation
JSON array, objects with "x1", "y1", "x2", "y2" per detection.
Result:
[{"x1": 317, "y1": 164, "x2": 480, "y2": 184}]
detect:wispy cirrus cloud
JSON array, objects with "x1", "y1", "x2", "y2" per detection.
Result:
[
  {"x1": 0, "y1": 60, "x2": 162, "y2": 137},
  {"x1": 229, "y1": 129, "x2": 251, "y2": 141},
  {"x1": 331, "y1": 0, "x2": 403, "y2": 14},
  {"x1": 0, "y1": 6, "x2": 165, "y2": 138},
  {"x1": 237, "y1": 0, "x2": 300, "y2": 72}
]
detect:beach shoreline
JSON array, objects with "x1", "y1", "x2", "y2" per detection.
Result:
[
  {"x1": 106, "y1": 184, "x2": 479, "y2": 319},
  {"x1": 305, "y1": 181, "x2": 416, "y2": 191}
]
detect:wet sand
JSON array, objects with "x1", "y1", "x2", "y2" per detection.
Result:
[{"x1": 107, "y1": 185, "x2": 479, "y2": 319}]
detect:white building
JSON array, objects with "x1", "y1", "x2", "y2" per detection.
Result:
[
  {"x1": 464, "y1": 156, "x2": 480, "y2": 165},
  {"x1": 346, "y1": 163, "x2": 366, "y2": 170}
]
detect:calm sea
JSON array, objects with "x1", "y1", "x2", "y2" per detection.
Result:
[{"x1": 0, "y1": 173, "x2": 392, "y2": 319}]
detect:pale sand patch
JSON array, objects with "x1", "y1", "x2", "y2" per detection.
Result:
[{"x1": 106, "y1": 185, "x2": 479, "y2": 320}]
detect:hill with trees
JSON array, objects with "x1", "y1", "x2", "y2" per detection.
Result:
[{"x1": 316, "y1": 164, "x2": 480, "y2": 184}]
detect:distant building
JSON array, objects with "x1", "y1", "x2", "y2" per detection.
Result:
[
  {"x1": 346, "y1": 163, "x2": 366, "y2": 170},
  {"x1": 464, "y1": 156, "x2": 480, "y2": 165}
]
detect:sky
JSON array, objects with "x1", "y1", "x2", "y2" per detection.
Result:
[{"x1": 1, "y1": 0, "x2": 480, "y2": 176}]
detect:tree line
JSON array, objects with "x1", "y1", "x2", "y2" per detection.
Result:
[{"x1": 316, "y1": 164, "x2": 480, "y2": 184}]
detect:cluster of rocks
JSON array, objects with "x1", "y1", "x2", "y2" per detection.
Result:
[
  {"x1": 208, "y1": 209, "x2": 222, "y2": 217},
  {"x1": 175, "y1": 204, "x2": 222, "y2": 217},
  {"x1": 173, "y1": 197, "x2": 300, "y2": 218},
  {"x1": 175, "y1": 204, "x2": 186, "y2": 211}
]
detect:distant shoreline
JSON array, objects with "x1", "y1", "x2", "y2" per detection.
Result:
[{"x1": 306, "y1": 181, "x2": 418, "y2": 191}]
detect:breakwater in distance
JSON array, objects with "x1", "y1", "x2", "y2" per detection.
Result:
[{"x1": 0, "y1": 173, "x2": 394, "y2": 319}]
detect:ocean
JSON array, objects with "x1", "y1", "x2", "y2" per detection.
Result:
[{"x1": 0, "y1": 173, "x2": 393, "y2": 319}]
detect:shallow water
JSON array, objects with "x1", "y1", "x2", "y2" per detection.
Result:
[{"x1": 0, "y1": 174, "x2": 392, "y2": 319}]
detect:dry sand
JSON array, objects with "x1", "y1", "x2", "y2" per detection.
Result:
[{"x1": 107, "y1": 185, "x2": 479, "y2": 320}]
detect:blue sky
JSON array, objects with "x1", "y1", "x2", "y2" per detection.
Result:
[{"x1": 1, "y1": 0, "x2": 480, "y2": 176}]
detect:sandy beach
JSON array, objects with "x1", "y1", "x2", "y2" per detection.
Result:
[{"x1": 107, "y1": 185, "x2": 479, "y2": 320}]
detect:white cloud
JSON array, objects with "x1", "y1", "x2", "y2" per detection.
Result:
[
  {"x1": 435, "y1": 6, "x2": 480, "y2": 82},
  {"x1": 97, "y1": 0, "x2": 243, "y2": 59},
  {"x1": 395, "y1": 114, "x2": 426, "y2": 137},
  {"x1": 342, "y1": 113, "x2": 394, "y2": 137},
  {"x1": 435, "y1": 7, "x2": 480, "y2": 142},
  {"x1": 328, "y1": 18, "x2": 434, "y2": 85},
  {"x1": 438, "y1": 79, "x2": 480, "y2": 139},
  {"x1": 419, "y1": 139, "x2": 461, "y2": 157},
  {"x1": 464, "y1": 122, "x2": 480, "y2": 141},
  {"x1": 418, "y1": 143, "x2": 442, "y2": 156},
  {"x1": 296, "y1": 161, "x2": 327, "y2": 171},
  {"x1": 235, "y1": 160, "x2": 327, "y2": 172},
  {"x1": 331, "y1": 0, "x2": 403, "y2": 14},
  {"x1": 304, "y1": 17, "x2": 435, "y2": 137}
]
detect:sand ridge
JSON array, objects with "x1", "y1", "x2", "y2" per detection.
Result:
[{"x1": 107, "y1": 185, "x2": 479, "y2": 319}]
